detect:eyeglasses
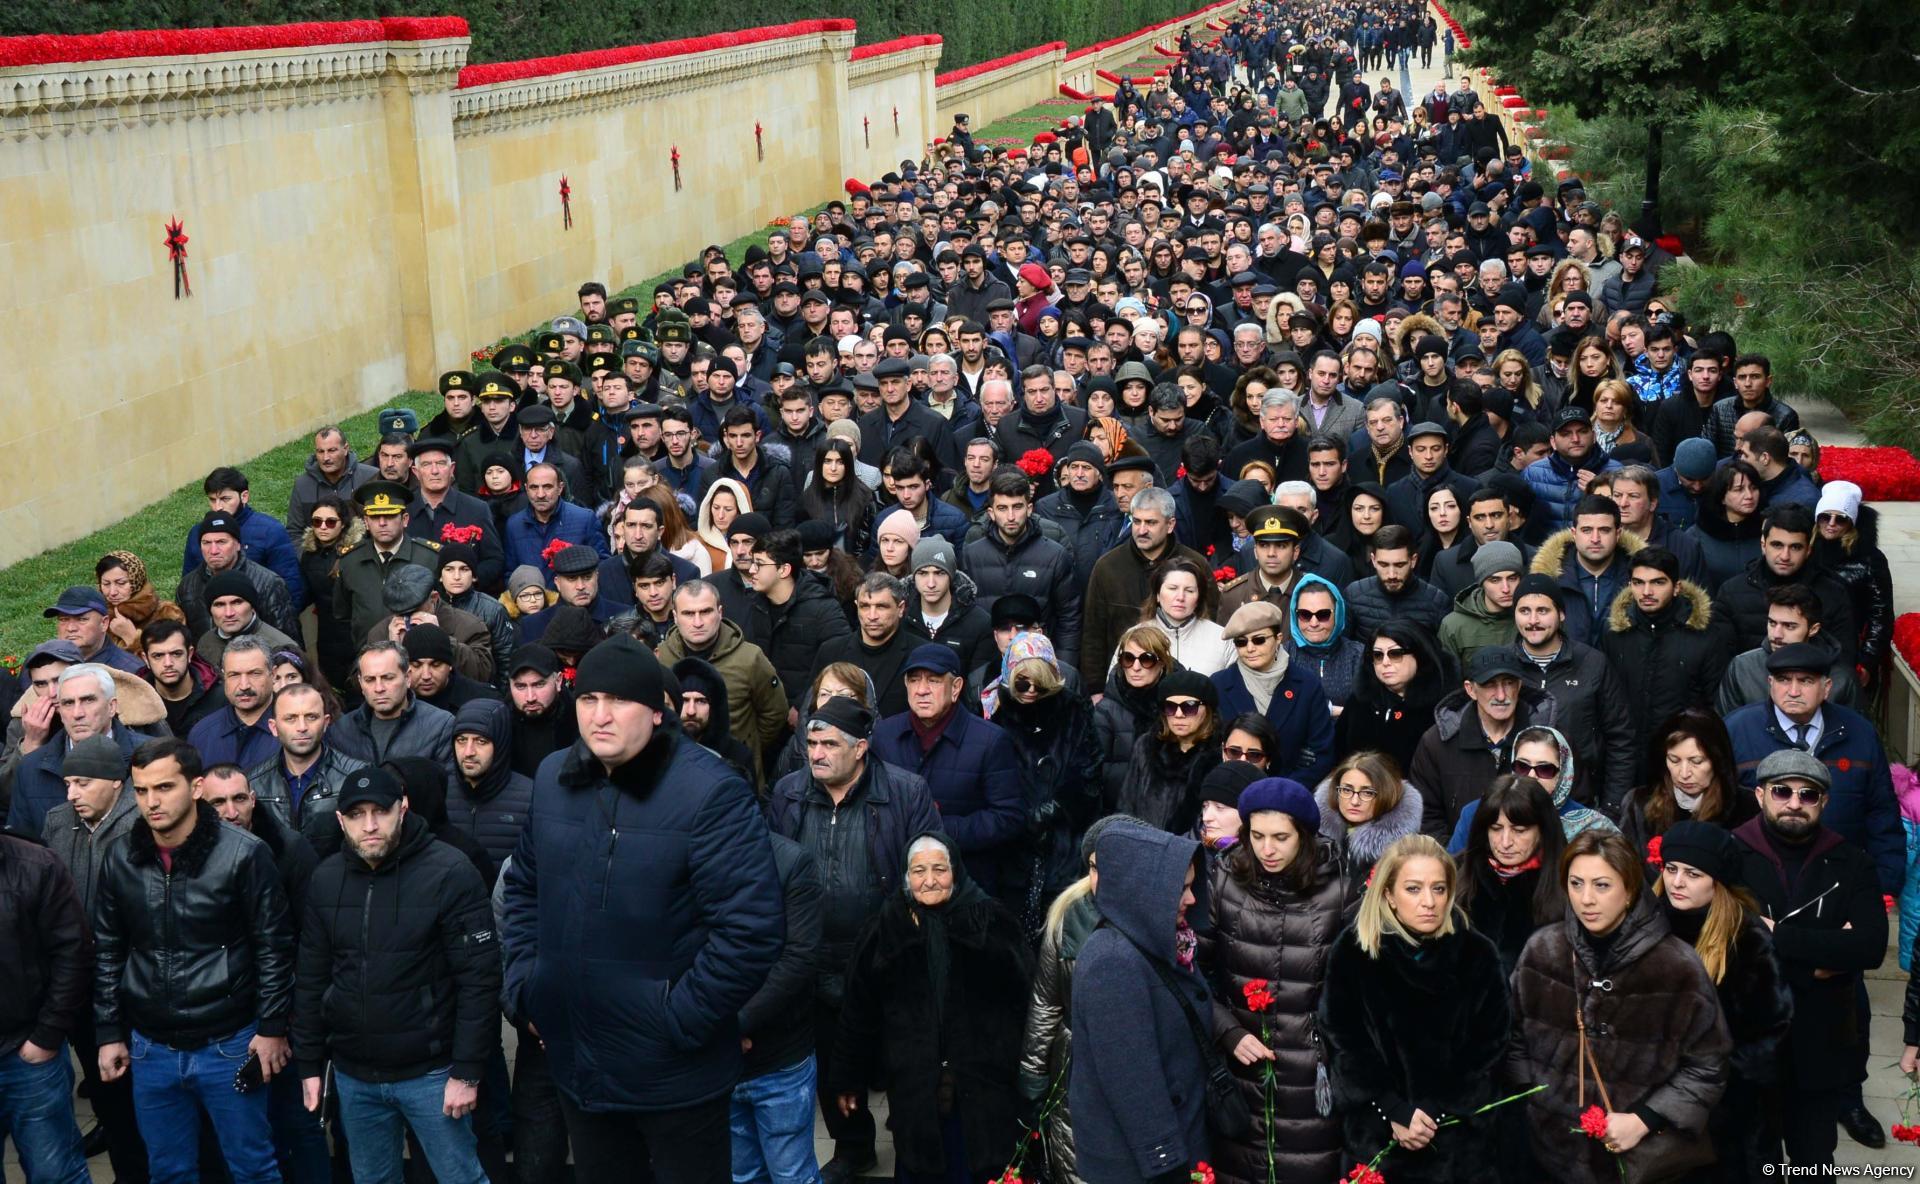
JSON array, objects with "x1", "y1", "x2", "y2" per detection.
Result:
[
  {"x1": 1335, "y1": 784, "x2": 1378, "y2": 801},
  {"x1": 309, "y1": 516, "x2": 341, "y2": 528},
  {"x1": 1765, "y1": 783, "x2": 1826, "y2": 805},
  {"x1": 1370, "y1": 647, "x2": 1409, "y2": 663},
  {"x1": 1116, "y1": 651, "x2": 1161, "y2": 669},
  {"x1": 1294, "y1": 608, "x2": 1334, "y2": 624},
  {"x1": 1162, "y1": 699, "x2": 1206, "y2": 718},
  {"x1": 1233, "y1": 632, "x2": 1277, "y2": 648},
  {"x1": 1511, "y1": 759, "x2": 1562, "y2": 780},
  {"x1": 1222, "y1": 744, "x2": 1267, "y2": 764}
]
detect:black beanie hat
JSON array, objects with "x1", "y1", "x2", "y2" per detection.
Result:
[
  {"x1": 406, "y1": 624, "x2": 455, "y2": 666},
  {"x1": 572, "y1": 635, "x2": 665, "y2": 710},
  {"x1": 1200, "y1": 760, "x2": 1265, "y2": 807},
  {"x1": 1157, "y1": 669, "x2": 1219, "y2": 711},
  {"x1": 204, "y1": 571, "x2": 257, "y2": 610},
  {"x1": 438, "y1": 541, "x2": 481, "y2": 573},
  {"x1": 1659, "y1": 821, "x2": 1745, "y2": 885}
]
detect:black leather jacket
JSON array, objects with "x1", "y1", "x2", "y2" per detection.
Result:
[
  {"x1": 247, "y1": 745, "x2": 368, "y2": 854},
  {"x1": 93, "y1": 801, "x2": 294, "y2": 1049}
]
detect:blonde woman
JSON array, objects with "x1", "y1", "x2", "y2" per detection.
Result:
[
  {"x1": 1491, "y1": 347, "x2": 1546, "y2": 416},
  {"x1": 1317, "y1": 834, "x2": 1509, "y2": 1182},
  {"x1": 1590, "y1": 378, "x2": 1659, "y2": 465},
  {"x1": 1536, "y1": 258, "x2": 1602, "y2": 328}
]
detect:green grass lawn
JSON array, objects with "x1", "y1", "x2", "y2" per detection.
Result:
[{"x1": 0, "y1": 214, "x2": 815, "y2": 664}]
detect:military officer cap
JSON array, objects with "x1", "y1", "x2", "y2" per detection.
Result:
[
  {"x1": 586, "y1": 351, "x2": 618, "y2": 376},
  {"x1": 535, "y1": 332, "x2": 566, "y2": 356},
  {"x1": 493, "y1": 344, "x2": 535, "y2": 372},
  {"x1": 475, "y1": 373, "x2": 519, "y2": 401},
  {"x1": 551, "y1": 316, "x2": 589, "y2": 340},
  {"x1": 438, "y1": 370, "x2": 476, "y2": 395},
  {"x1": 355, "y1": 481, "x2": 412, "y2": 517},
  {"x1": 655, "y1": 319, "x2": 693, "y2": 345},
  {"x1": 621, "y1": 341, "x2": 659, "y2": 364},
  {"x1": 611, "y1": 297, "x2": 640, "y2": 317},
  {"x1": 544, "y1": 360, "x2": 585, "y2": 386}
]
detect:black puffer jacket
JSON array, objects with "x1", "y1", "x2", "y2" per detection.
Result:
[
  {"x1": 1342, "y1": 574, "x2": 1451, "y2": 643},
  {"x1": 1712, "y1": 557, "x2": 1857, "y2": 663},
  {"x1": 445, "y1": 699, "x2": 536, "y2": 874},
  {"x1": 1816, "y1": 517, "x2": 1894, "y2": 672},
  {"x1": 1319, "y1": 922, "x2": 1510, "y2": 1183},
  {"x1": 93, "y1": 802, "x2": 294, "y2": 1048},
  {"x1": 1091, "y1": 665, "x2": 1174, "y2": 810},
  {"x1": 292, "y1": 812, "x2": 500, "y2": 1083},
  {"x1": 1117, "y1": 734, "x2": 1224, "y2": 836},
  {"x1": 1509, "y1": 895, "x2": 1732, "y2": 1184},
  {"x1": 1200, "y1": 842, "x2": 1347, "y2": 1184},
  {"x1": 744, "y1": 570, "x2": 852, "y2": 700},
  {"x1": 962, "y1": 522, "x2": 1085, "y2": 668},
  {"x1": 1598, "y1": 581, "x2": 1729, "y2": 745}
]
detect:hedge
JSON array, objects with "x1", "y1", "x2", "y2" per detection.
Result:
[{"x1": 4, "y1": 0, "x2": 1210, "y2": 68}]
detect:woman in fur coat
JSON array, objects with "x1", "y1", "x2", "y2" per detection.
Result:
[
  {"x1": 1508, "y1": 829, "x2": 1732, "y2": 1184},
  {"x1": 1315, "y1": 751, "x2": 1425, "y2": 904},
  {"x1": 1200, "y1": 778, "x2": 1347, "y2": 1184},
  {"x1": 1318, "y1": 834, "x2": 1510, "y2": 1183}
]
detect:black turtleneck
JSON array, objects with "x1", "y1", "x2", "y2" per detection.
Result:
[
  {"x1": 1762, "y1": 824, "x2": 1815, "y2": 890},
  {"x1": 1662, "y1": 897, "x2": 1707, "y2": 945}
]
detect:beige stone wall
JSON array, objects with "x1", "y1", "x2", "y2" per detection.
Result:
[
  {"x1": 847, "y1": 45, "x2": 942, "y2": 183},
  {"x1": 0, "y1": 37, "x2": 463, "y2": 567},
  {"x1": 935, "y1": 47, "x2": 1063, "y2": 133}
]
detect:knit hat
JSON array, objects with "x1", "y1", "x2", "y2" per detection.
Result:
[
  {"x1": 875, "y1": 508, "x2": 922, "y2": 548},
  {"x1": 728, "y1": 513, "x2": 772, "y2": 543},
  {"x1": 203, "y1": 571, "x2": 257, "y2": 610},
  {"x1": 910, "y1": 539, "x2": 955, "y2": 576},
  {"x1": 1236, "y1": 776, "x2": 1320, "y2": 834},
  {"x1": 1200, "y1": 760, "x2": 1265, "y2": 808},
  {"x1": 1471, "y1": 541, "x2": 1525, "y2": 582},
  {"x1": 1672, "y1": 437, "x2": 1717, "y2": 482},
  {"x1": 1659, "y1": 821, "x2": 1744, "y2": 885},
  {"x1": 572, "y1": 634, "x2": 665, "y2": 709},
  {"x1": 1063, "y1": 441, "x2": 1107, "y2": 473},
  {"x1": 1157, "y1": 669, "x2": 1218, "y2": 711},
  {"x1": 809, "y1": 695, "x2": 875, "y2": 741},
  {"x1": 507, "y1": 565, "x2": 546, "y2": 598},
  {"x1": 62, "y1": 735, "x2": 128, "y2": 781},
  {"x1": 1514, "y1": 573, "x2": 1562, "y2": 607},
  {"x1": 1222, "y1": 600, "x2": 1287, "y2": 641},
  {"x1": 1815, "y1": 480, "x2": 1862, "y2": 524},
  {"x1": 825, "y1": 418, "x2": 863, "y2": 448},
  {"x1": 437, "y1": 541, "x2": 480, "y2": 573},
  {"x1": 405, "y1": 624, "x2": 455, "y2": 666}
]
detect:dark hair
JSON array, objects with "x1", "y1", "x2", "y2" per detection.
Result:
[
  {"x1": 1742, "y1": 425, "x2": 1789, "y2": 465},
  {"x1": 1225, "y1": 805, "x2": 1323, "y2": 893},
  {"x1": 141, "y1": 618, "x2": 194, "y2": 652},
  {"x1": 1221, "y1": 712, "x2": 1281, "y2": 762},
  {"x1": 1141, "y1": 555, "x2": 1220, "y2": 623},
  {"x1": 1642, "y1": 707, "x2": 1741, "y2": 829},
  {"x1": 1182, "y1": 432, "x2": 1223, "y2": 472},
  {"x1": 1643, "y1": 324, "x2": 1676, "y2": 347},
  {"x1": 989, "y1": 470, "x2": 1033, "y2": 501},
  {"x1": 1455, "y1": 774, "x2": 1566, "y2": 924},
  {"x1": 1306, "y1": 433, "x2": 1348, "y2": 459},
  {"x1": 1731, "y1": 353, "x2": 1771, "y2": 376},
  {"x1": 721, "y1": 406, "x2": 759, "y2": 433},
  {"x1": 578, "y1": 281, "x2": 608, "y2": 300},
  {"x1": 1765, "y1": 581, "x2": 1822, "y2": 626},
  {"x1": 1558, "y1": 829, "x2": 1645, "y2": 904},
  {"x1": 627, "y1": 551, "x2": 676, "y2": 584},
  {"x1": 1573, "y1": 493, "x2": 1620, "y2": 525},
  {"x1": 754, "y1": 528, "x2": 804, "y2": 579},
  {"x1": 1467, "y1": 485, "x2": 1507, "y2": 512},
  {"x1": 1761, "y1": 501, "x2": 1814, "y2": 540},
  {"x1": 1370, "y1": 524, "x2": 1415, "y2": 555},
  {"x1": 661, "y1": 406, "x2": 693, "y2": 428},
  {"x1": 201, "y1": 762, "x2": 249, "y2": 784},
  {"x1": 1352, "y1": 619, "x2": 1453, "y2": 705},
  {"x1": 1629, "y1": 545, "x2": 1680, "y2": 582},
  {"x1": 131, "y1": 736, "x2": 204, "y2": 781},
  {"x1": 203, "y1": 466, "x2": 248, "y2": 495},
  {"x1": 886, "y1": 448, "x2": 932, "y2": 483}
]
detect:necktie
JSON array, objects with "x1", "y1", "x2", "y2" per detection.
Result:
[{"x1": 1792, "y1": 723, "x2": 1810, "y2": 751}]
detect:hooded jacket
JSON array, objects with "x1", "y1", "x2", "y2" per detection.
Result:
[
  {"x1": 1282, "y1": 574, "x2": 1366, "y2": 706},
  {"x1": 671, "y1": 656, "x2": 758, "y2": 786},
  {"x1": 1508, "y1": 894, "x2": 1731, "y2": 1184},
  {"x1": 499, "y1": 725, "x2": 783, "y2": 1112},
  {"x1": 292, "y1": 812, "x2": 499, "y2": 1083},
  {"x1": 445, "y1": 699, "x2": 536, "y2": 872},
  {"x1": 1599, "y1": 581, "x2": 1729, "y2": 743},
  {"x1": 1521, "y1": 449, "x2": 1621, "y2": 534},
  {"x1": 1529, "y1": 527, "x2": 1643, "y2": 648},
  {"x1": 1070, "y1": 825, "x2": 1213, "y2": 1184},
  {"x1": 1435, "y1": 582, "x2": 1517, "y2": 669},
  {"x1": 907, "y1": 569, "x2": 995, "y2": 675},
  {"x1": 93, "y1": 802, "x2": 294, "y2": 1048}
]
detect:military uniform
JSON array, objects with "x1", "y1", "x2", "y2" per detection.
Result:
[
  {"x1": 454, "y1": 373, "x2": 523, "y2": 492},
  {"x1": 334, "y1": 482, "x2": 443, "y2": 644}
]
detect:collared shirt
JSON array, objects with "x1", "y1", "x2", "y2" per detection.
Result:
[
  {"x1": 1774, "y1": 706, "x2": 1825, "y2": 754},
  {"x1": 282, "y1": 754, "x2": 326, "y2": 823}
]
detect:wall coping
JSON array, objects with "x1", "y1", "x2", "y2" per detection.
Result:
[
  {"x1": 456, "y1": 18, "x2": 853, "y2": 88},
  {"x1": 0, "y1": 17, "x2": 465, "y2": 70},
  {"x1": 934, "y1": 40, "x2": 1063, "y2": 88},
  {"x1": 849, "y1": 41, "x2": 943, "y2": 85},
  {"x1": 850, "y1": 34, "x2": 942, "y2": 62},
  {"x1": 1064, "y1": 0, "x2": 1237, "y2": 60}
]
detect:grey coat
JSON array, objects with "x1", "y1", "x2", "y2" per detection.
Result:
[
  {"x1": 42, "y1": 786, "x2": 142, "y2": 919},
  {"x1": 329, "y1": 696, "x2": 455, "y2": 770}
]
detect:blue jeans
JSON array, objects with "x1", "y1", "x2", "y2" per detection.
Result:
[
  {"x1": 334, "y1": 1066, "x2": 486, "y2": 1184},
  {"x1": 729, "y1": 1057, "x2": 822, "y2": 1184},
  {"x1": 0, "y1": 1045, "x2": 90, "y2": 1184},
  {"x1": 130, "y1": 1025, "x2": 279, "y2": 1184}
]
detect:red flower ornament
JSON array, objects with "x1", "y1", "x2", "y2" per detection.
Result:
[
  {"x1": 1578, "y1": 1105, "x2": 1610, "y2": 1140},
  {"x1": 1342, "y1": 1163, "x2": 1385, "y2": 1184},
  {"x1": 1188, "y1": 1164, "x2": 1215, "y2": 1184},
  {"x1": 1644, "y1": 835, "x2": 1664, "y2": 870},
  {"x1": 1241, "y1": 979, "x2": 1275, "y2": 1012},
  {"x1": 539, "y1": 538, "x2": 571, "y2": 568},
  {"x1": 1017, "y1": 449, "x2": 1055, "y2": 478},
  {"x1": 439, "y1": 523, "x2": 484, "y2": 546}
]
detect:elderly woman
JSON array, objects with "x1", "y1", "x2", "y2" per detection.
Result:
[
  {"x1": 1509, "y1": 830, "x2": 1731, "y2": 1184},
  {"x1": 96, "y1": 550, "x2": 186, "y2": 656},
  {"x1": 835, "y1": 833, "x2": 1031, "y2": 1184},
  {"x1": 1285, "y1": 574, "x2": 1364, "y2": 709},
  {"x1": 1212, "y1": 601, "x2": 1337, "y2": 788}
]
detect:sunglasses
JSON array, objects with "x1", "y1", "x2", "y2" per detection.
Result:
[
  {"x1": 1511, "y1": 759, "x2": 1561, "y2": 780},
  {"x1": 1233, "y1": 632, "x2": 1277, "y2": 648},
  {"x1": 1162, "y1": 699, "x2": 1206, "y2": 718},
  {"x1": 309, "y1": 516, "x2": 342, "y2": 528},
  {"x1": 1116, "y1": 651, "x2": 1161, "y2": 669},
  {"x1": 1370, "y1": 647, "x2": 1409, "y2": 663},
  {"x1": 1766, "y1": 783, "x2": 1826, "y2": 805},
  {"x1": 1817, "y1": 512, "x2": 1851, "y2": 526},
  {"x1": 1012, "y1": 677, "x2": 1041, "y2": 697},
  {"x1": 1222, "y1": 744, "x2": 1267, "y2": 763},
  {"x1": 1294, "y1": 608, "x2": 1334, "y2": 624}
]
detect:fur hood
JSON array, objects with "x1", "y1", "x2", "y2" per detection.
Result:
[
  {"x1": 1391, "y1": 311, "x2": 1445, "y2": 357},
  {"x1": 1529, "y1": 526, "x2": 1644, "y2": 581},
  {"x1": 1313, "y1": 777, "x2": 1424, "y2": 868},
  {"x1": 128, "y1": 800, "x2": 225, "y2": 873},
  {"x1": 1606, "y1": 579, "x2": 1713, "y2": 634},
  {"x1": 300, "y1": 517, "x2": 366, "y2": 557},
  {"x1": 11, "y1": 665, "x2": 168, "y2": 729}
]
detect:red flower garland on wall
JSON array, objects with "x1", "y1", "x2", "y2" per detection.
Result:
[
  {"x1": 1818, "y1": 447, "x2": 1920, "y2": 502},
  {"x1": 0, "y1": 16, "x2": 465, "y2": 69},
  {"x1": 1893, "y1": 613, "x2": 1920, "y2": 678}
]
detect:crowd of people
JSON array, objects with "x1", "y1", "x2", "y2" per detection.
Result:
[{"x1": 0, "y1": 1, "x2": 1912, "y2": 1182}]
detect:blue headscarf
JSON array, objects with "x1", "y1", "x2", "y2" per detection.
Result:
[{"x1": 1286, "y1": 572, "x2": 1348, "y2": 651}]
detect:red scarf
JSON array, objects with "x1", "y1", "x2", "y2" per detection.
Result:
[
  {"x1": 909, "y1": 704, "x2": 957, "y2": 753},
  {"x1": 1490, "y1": 854, "x2": 1543, "y2": 881}
]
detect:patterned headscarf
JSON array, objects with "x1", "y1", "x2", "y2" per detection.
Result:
[
  {"x1": 104, "y1": 550, "x2": 151, "y2": 593},
  {"x1": 1090, "y1": 416, "x2": 1132, "y2": 463}
]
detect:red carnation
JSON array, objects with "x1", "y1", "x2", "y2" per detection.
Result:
[
  {"x1": 1188, "y1": 1164, "x2": 1215, "y2": 1184},
  {"x1": 1887, "y1": 894, "x2": 1897, "y2": 915},
  {"x1": 1578, "y1": 1105, "x2": 1610, "y2": 1140},
  {"x1": 1017, "y1": 449, "x2": 1055, "y2": 478},
  {"x1": 1241, "y1": 979, "x2": 1275, "y2": 1012},
  {"x1": 539, "y1": 538, "x2": 571, "y2": 568},
  {"x1": 439, "y1": 523, "x2": 484, "y2": 546},
  {"x1": 1894, "y1": 1123, "x2": 1920, "y2": 1145},
  {"x1": 1644, "y1": 835, "x2": 1664, "y2": 870},
  {"x1": 1212, "y1": 566, "x2": 1237, "y2": 584},
  {"x1": 1342, "y1": 1164, "x2": 1385, "y2": 1184}
]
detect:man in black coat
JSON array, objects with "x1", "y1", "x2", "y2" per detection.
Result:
[
  {"x1": 813, "y1": 573, "x2": 931, "y2": 721},
  {"x1": 1713, "y1": 503, "x2": 1856, "y2": 663},
  {"x1": 447, "y1": 699, "x2": 536, "y2": 875},
  {"x1": 744, "y1": 530, "x2": 853, "y2": 701},
  {"x1": 505, "y1": 646, "x2": 577, "y2": 777},
  {"x1": 293, "y1": 765, "x2": 501, "y2": 1183},
  {"x1": 0, "y1": 828, "x2": 93, "y2": 1183},
  {"x1": 962, "y1": 471, "x2": 1083, "y2": 670},
  {"x1": 96, "y1": 738, "x2": 293, "y2": 1183},
  {"x1": 857, "y1": 357, "x2": 958, "y2": 472},
  {"x1": 1734, "y1": 750, "x2": 1888, "y2": 1168},
  {"x1": 1343, "y1": 525, "x2": 1452, "y2": 643},
  {"x1": 1508, "y1": 575, "x2": 1637, "y2": 813},
  {"x1": 1599, "y1": 547, "x2": 1730, "y2": 742},
  {"x1": 905, "y1": 540, "x2": 994, "y2": 676}
]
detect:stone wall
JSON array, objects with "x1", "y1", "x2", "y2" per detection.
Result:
[{"x1": 0, "y1": 0, "x2": 1245, "y2": 566}]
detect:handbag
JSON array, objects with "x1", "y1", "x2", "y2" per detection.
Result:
[{"x1": 1122, "y1": 929, "x2": 1254, "y2": 1141}]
